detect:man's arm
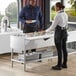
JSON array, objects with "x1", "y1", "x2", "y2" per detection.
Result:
[
  {"x1": 19, "y1": 7, "x2": 33, "y2": 24},
  {"x1": 19, "y1": 8, "x2": 26, "y2": 24},
  {"x1": 39, "y1": 7, "x2": 44, "y2": 30}
]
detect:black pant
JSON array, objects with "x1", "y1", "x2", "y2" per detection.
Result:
[
  {"x1": 23, "y1": 24, "x2": 42, "y2": 60},
  {"x1": 23, "y1": 24, "x2": 38, "y2": 53},
  {"x1": 54, "y1": 26, "x2": 68, "y2": 66}
]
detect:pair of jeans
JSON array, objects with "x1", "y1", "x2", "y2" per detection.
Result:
[{"x1": 54, "y1": 26, "x2": 68, "y2": 66}]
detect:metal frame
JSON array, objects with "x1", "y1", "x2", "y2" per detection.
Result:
[{"x1": 11, "y1": 47, "x2": 54, "y2": 71}]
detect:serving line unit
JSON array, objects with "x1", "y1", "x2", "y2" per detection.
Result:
[{"x1": 10, "y1": 31, "x2": 76, "y2": 71}]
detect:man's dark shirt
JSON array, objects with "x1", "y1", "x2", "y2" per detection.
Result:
[{"x1": 19, "y1": 5, "x2": 43, "y2": 30}]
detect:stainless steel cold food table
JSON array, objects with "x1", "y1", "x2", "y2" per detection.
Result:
[
  {"x1": 10, "y1": 31, "x2": 76, "y2": 71},
  {"x1": 10, "y1": 32, "x2": 55, "y2": 71}
]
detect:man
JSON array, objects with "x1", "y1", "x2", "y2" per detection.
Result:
[{"x1": 19, "y1": 0, "x2": 43, "y2": 57}]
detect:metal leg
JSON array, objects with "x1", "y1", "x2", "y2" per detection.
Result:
[
  {"x1": 50, "y1": 58, "x2": 52, "y2": 63},
  {"x1": 11, "y1": 48, "x2": 13, "y2": 68},
  {"x1": 24, "y1": 50, "x2": 26, "y2": 71}
]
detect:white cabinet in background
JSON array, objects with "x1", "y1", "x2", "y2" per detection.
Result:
[
  {"x1": 0, "y1": 31, "x2": 22, "y2": 54},
  {"x1": 0, "y1": 33, "x2": 10, "y2": 54}
]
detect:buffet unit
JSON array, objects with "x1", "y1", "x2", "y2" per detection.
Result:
[{"x1": 10, "y1": 31, "x2": 76, "y2": 71}]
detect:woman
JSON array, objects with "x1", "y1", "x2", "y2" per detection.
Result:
[{"x1": 46, "y1": 2, "x2": 68, "y2": 70}]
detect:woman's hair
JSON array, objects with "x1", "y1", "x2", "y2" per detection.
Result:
[{"x1": 56, "y1": 2, "x2": 65, "y2": 10}]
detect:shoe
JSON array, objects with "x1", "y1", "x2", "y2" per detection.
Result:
[
  {"x1": 38, "y1": 60, "x2": 42, "y2": 62},
  {"x1": 62, "y1": 64, "x2": 67, "y2": 68},
  {"x1": 32, "y1": 52, "x2": 36, "y2": 54},
  {"x1": 38, "y1": 54, "x2": 42, "y2": 62},
  {"x1": 52, "y1": 65, "x2": 62, "y2": 70}
]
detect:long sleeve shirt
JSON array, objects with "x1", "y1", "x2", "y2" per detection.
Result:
[
  {"x1": 46, "y1": 10, "x2": 68, "y2": 32},
  {"x1": 19, "y1": 5, "x2": 43, "y2": 29}
]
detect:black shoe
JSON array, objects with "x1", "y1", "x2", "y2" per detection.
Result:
[
  {"x1": 38, "y1": 60, "x2": 42, "y2": 62},
  {"x1": 52, "y1": 65, "x2": 62, "y2": 70},
  {"x1": 62, "y1": 64, "x2": 67, "y2": 68},
  {"x1": 38, "y1": 54, "x2": 42, "y2": 62}
]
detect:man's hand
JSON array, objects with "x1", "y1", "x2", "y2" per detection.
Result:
[
  {"x1": 40, "y1": 30, "x2": 46, "y2": 34},
  {"x1": 26, "y1": 20, "x2": 32, "y2": 24}
]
